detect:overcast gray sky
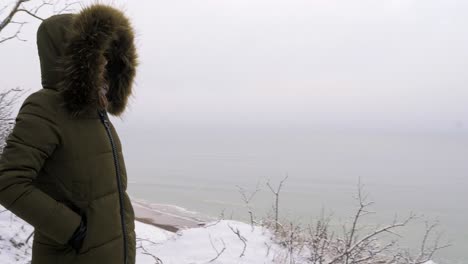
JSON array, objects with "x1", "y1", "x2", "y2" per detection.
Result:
[{"x1": 1, "y1": 0, "x2": 467, "y2": 132}]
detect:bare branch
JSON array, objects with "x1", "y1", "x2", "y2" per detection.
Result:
[
  {"x1": 1, "y1": 87, "x2": 28, "y2": 154},
  {"x1": 0, "y1": 0, "x2": 79, "y2": 44},
  {"x1": 208, "y1": 234, "x2": 226, "y2": 262},
  {"x1": 136, "y1": 235, "x2": 164, "y2": 264},
  {"x1": 53, "y1": 0, "x2": 79, "y2": 14},
  {"x1": 266, "y1": 174, "x2": 289, "y2": 233},
  {"x1": 236, "y1": 182, "x2": 261, "y2": 230},
  {"x1": 17, "y1": 8, "x2": 44, "y2": 20},
  {"x1": 228, "y1": 224, "x2": 248, "y2": 257},
  {"x1": 0, "y1": 20, "x2": 27, "y2": 43},
  {"x1": 0, "y1": 0, "x2": 27, "y2": 32}
]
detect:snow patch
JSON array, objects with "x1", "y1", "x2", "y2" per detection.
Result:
[{"x1": 136, "y1": 220, "x2": 285, "y2": 264}]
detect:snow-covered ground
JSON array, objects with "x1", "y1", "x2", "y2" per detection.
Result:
[
  {"x1": 0, "y1": 207, "x2": 287, "y2": 264},
  {"x1": 135, "y1": 220, "x2": 288, "y2": 264},
  {"x1": 0, "y1": 206, "x2": 439, "y2": 264}
]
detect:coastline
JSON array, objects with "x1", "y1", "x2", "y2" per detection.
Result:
[{"x1": 131, "y1": 199, "x2": 213, "y2": 232}]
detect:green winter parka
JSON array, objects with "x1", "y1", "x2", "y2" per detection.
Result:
[{"x1": 0, "y1": 4, "x2": 138, "y2": 264}]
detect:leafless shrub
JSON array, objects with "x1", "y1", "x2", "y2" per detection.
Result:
[
  {"x1": 246, "y1": 177, "x2": 451, "y2": 264},
  {"x1": 228, "y1": 223, "x2": 248, "y2": 257},
  {"x1": 266, "y1": 174, "x2": 289, "y2": 233},
  {"x1": 306, "y1": 209, "x2": 334, "y2": 264},
  {"x1": 236, "y1": 182, "x2": 261, "y2": 231},
  {"x1": 0, "y1": 87, "x2": 27, "y2": 154},
  {"x1": 391, "y1": 220, "x2": 451, "y2": 264}
]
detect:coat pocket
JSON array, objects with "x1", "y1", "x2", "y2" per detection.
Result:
[
  {"x1": 77, "y1": 191, "x2": 122, "y2": 255},
  {"x1": 32, "y1": 238, "x2": 73, "y2": 264},
  {"x1": 34, "y1": 230, "x2": 67, "y2": 248},
  {"x1": 33, "y1": 230, "x2": 75, "y2": 256}
]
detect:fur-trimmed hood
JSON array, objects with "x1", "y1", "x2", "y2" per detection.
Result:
[{"x1": 37, "y1": 4, "x2": 138, "y2": 117}]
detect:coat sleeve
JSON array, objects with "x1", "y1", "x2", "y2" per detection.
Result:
[{"x1": 0, "y1": 92, "x2": 81, "y2": 245}]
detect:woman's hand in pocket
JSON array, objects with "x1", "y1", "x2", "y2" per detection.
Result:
[{"x1": 67, "y1": 213, "x2": 87, "y2": 253}]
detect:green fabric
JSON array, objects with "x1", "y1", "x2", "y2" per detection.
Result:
[
  {"x1": 0, "y1": 93, "x2": 81, "y2": 244},
  {"x1": 36, "y1": 14, "x2": 73, "y2": 90},
  {"x1": 0, "y1": 8, "x2": 136, "y2": 264}
]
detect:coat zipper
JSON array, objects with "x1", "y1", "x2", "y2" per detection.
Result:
[{"x1": 98, "y1": 109, "x2": 128, "y2": 264}]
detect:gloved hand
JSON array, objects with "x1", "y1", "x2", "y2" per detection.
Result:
[{"x1": 67, "y1": 213, "x2": 87, "y2": 253}]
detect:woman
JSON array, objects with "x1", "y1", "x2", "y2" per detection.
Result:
[{"x1": 0, "y1": 4, "x2": 138, "y2": 264}]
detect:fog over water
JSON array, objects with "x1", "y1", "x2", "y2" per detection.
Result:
[
  {"x1": 1, "y1": 0, "x2": 467, "y2": 263},
  {"x1": 120, "y1": 123, "x2": 467, "y2": 264}
]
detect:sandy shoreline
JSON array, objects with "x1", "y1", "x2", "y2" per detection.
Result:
[{"x1": 131, "y1": 199, "x2": 213, "y2": 232}]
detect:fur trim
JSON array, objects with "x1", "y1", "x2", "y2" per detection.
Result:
[{"x1": 58, "y1": 4, "x2": 138, "y2": 117}]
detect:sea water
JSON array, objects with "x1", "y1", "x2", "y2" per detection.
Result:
[{"x1": 121, "y1": 124, "x2": 467, "y2": 264}]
